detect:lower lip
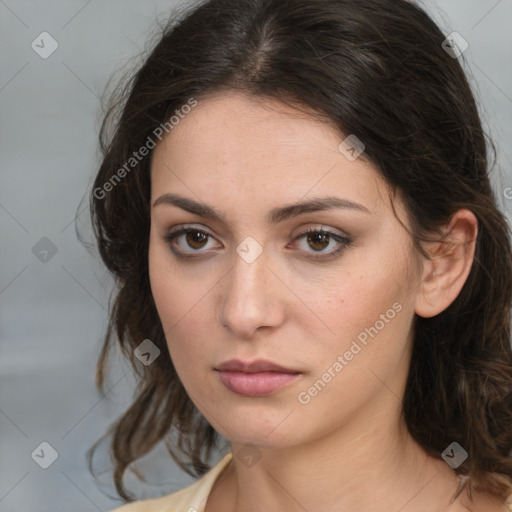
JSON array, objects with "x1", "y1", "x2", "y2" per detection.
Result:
[{"x1": 217, "y1": 371, "x2": 301, "y2": 396}]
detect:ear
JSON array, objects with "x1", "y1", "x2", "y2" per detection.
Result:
[{"x1": 414, "y1": 209, "x2": 478, "y2": 318}]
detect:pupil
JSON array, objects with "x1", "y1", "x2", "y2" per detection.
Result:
[
  {"x1": 187, "y1": 231, "x2": 207, "y2": 249},
  {"x1": 308, "y1": 232, "x2": 329, "y2": 251}
]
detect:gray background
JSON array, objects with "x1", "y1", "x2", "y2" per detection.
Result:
[{"x1": 1, "y1": 1, "x2": 511, "y2": 511}]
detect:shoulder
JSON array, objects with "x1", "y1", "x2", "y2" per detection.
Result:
[{"x1": 109, "y1": 452, "x2": 233, "y2": 512}]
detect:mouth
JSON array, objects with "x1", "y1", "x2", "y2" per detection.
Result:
[{"x1": 214, "y1": 359, "x2": 302, "y2": 397}]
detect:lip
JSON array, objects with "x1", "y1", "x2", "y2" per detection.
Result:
[
  {"x1": 215, "y1": 359, "x2": 302, "y2": 397},
  {"x1": 216, "y1": 359, "x2": 299, "y2": 373}
]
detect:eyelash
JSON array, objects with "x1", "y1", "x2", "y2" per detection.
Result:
[{"x1": 163, "y1": 224, "x2": 352, "y2": 262}]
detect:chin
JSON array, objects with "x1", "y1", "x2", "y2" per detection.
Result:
[{"x1": 212, "y1": 407, "x2": 306, "y2": 448}]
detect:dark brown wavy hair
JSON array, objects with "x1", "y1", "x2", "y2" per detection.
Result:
[{"x1": 87, "y1": 0, "x2": 512, "y2": 503}]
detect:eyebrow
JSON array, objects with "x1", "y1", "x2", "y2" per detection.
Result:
[{"x1": 152, "y1": 193, "x2": 372, "y2": 224}]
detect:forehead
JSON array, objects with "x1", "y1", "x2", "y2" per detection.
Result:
[
  {"x1": 150, "y1": 91, "x2": 390, "y2": 216},
  {"x1": 156, "y1": 91, "x2": 341, "y2": 156}
]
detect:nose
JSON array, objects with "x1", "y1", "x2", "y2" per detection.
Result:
[{"x1": 218, "y1": 243, "x2": 285, "y2": 339}]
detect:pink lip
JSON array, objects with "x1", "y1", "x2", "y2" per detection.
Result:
[{"x1": 215, "y1": 359, "x2": 302, "y2": 397}]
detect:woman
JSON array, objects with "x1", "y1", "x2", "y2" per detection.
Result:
[{"x1": 89, "y1": 0, "x2": 512, "y2": 510}]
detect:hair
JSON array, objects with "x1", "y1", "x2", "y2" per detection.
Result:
[{"x1": 87, "y1": 0, "x2": 512, "y2": 504}]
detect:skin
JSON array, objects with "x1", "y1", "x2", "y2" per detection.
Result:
[{"x1": 148, "y1": 91, "x2": 505, "y2": 511}]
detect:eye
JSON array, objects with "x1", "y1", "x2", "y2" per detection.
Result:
[
  {"x1": 291, "y1": 227, "x2": 352, "y2": 261},
  {"x1": 164, "y1": 225, "x2": 219, "y2": 258},
  {"x1": 163, "y1": 225, "x2": 352, "y2": 261}
]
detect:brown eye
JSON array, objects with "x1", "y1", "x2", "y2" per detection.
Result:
[
  {"x1": 293, "y1": 227, "x2": 352, "y2": 261},
  {"x1": 184, "y1": 230, "x2": 209, "y2": 250},
  {"x1": 164, "y1": 225, "x2": 352, "y2": 262},
  {"x1": 164, "y1": 226, "x2": 219, "y2": 258},
  {"x1": 306, "y1": 231, "x2": 331, "y2": 252}
]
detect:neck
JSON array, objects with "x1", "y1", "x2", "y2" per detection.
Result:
[{"x1": 218, "y1": 393, "x2": 461, "y2": 512}]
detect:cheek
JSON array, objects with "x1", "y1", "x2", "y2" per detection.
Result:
[
  {"x1": 148, "y1": 237, "x2": 215, "y2": 371},
  {"x1": 338, "y1": 238, "x2": 414, "y2": 323},
  {"x1": 148, "y1": 241, "x2": 176, "y2": 327},
  {"x1": 297, "y1": 248, "x2": 413, "y2": 372},
  {"x1": 149, "y1": 233, "x2": 200, "y2": 327},
  {"x1": 293, "y1": 281, "x2": 411, "y2": 424},
  {"x1": 304, "y1": 261, "x2": 402, "y2": 330}
]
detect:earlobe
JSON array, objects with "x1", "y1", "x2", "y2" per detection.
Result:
[{"x1": 414, "y1": 209, "x2": 478, "y2": 319}]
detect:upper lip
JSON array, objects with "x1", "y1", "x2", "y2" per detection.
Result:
[{"x1": 215, "y1": 359, "x2": 301, "y2": 374}]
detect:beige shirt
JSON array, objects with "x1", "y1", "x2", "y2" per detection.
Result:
[{"x1": 110, "y1": 452, "x2": 232, "y2": 512}]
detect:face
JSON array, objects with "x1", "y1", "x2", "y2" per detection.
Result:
[{"x1": 148, "y1": 91, "x2": 423, "y2": 449}]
